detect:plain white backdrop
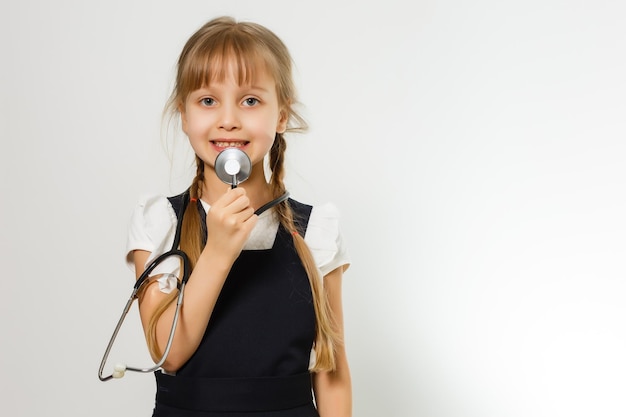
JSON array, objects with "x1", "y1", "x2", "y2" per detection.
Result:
[{"x1": 1, "y1": 0, "x2": 625, "y2": 416}]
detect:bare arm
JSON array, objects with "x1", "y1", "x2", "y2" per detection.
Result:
[
  {"x1": 134, "y1": 188, "x2": 257, "y2": 372},
  {"x1": 313, "y1": 266, "x2": 352, "y2": 417}
]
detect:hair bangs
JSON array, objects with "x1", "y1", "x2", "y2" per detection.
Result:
[{"x1": 179, "y1": 33, "x2": 274, "y2": 98}]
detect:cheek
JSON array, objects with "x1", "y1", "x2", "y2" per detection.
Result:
[
  {"x1": 247, "y1": 117, "x2": 276, "y2": 138},
  {"x1": 182, "y1": 112, "x2": 208, "y2": 137}
]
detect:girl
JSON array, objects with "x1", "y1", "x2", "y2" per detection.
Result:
[{"x1": 125, "y1": 16, "x2": 352, "y2": 417}]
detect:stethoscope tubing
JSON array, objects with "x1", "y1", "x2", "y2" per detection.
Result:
[
  {"x1": 98, "y1": 189, "x2": 289, "y2": 381},
  {"x1": 98, "y1": 250, "x2": 191, "y2": 381}
]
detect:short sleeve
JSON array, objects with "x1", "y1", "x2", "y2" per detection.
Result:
[
  {"x1": 304, "y1": 203, "x2": 350, "y2": 277},
  {"x1": 125, "y1": 194, "x2": 179, "y2": 293}
]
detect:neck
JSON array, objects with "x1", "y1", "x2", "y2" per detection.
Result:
[{"x1": 201, "y1": 162, "x2": 274, "y2": 210}]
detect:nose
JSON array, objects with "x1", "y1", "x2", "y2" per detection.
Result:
[{"x1": 218, "y1": 103, "x2": 240, "y2": 131}]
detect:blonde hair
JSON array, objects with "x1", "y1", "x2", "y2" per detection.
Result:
[{"x1": 147, "y1": 16, "x2": 338, "y2": 372}]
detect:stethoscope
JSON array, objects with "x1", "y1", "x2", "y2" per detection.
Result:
[{"x1": 98, "y1": 149, "x2": 289, "y2": 381}]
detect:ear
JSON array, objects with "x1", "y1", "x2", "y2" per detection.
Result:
[{"x1": 276, "y1": 108, "x2": 289, "y2": 134}]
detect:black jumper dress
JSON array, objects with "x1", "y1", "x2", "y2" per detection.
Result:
[{"x1": 153, "y1": 195, "x2": 319, "y2": 417}]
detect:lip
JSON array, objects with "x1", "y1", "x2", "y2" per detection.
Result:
[{"x1": 210, "y1": 140, "x2": 250, "y2": 150}]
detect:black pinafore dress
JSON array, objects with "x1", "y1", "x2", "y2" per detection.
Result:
[{"x1": 153, "y1": 195, "x2": 319, "y2": 417}]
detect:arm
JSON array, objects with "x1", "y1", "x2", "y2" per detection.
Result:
[
  {"x1": 134, "y1": 188, "x2": 257, "y2": 372},
  {"x1": 313, "y1": 266, "x2": 352, "y2": 417}
]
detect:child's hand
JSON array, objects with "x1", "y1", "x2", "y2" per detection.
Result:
[{"x1": 203, "y1": 187, "x2": 258, "y2": 265}]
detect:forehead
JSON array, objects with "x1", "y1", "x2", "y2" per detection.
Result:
[
  {"x1": 207, "y1": 57, "x2": 275, "y2": 88},
  {"x1": 186, "y1": 47, "x2": 277, "y2": 90}
]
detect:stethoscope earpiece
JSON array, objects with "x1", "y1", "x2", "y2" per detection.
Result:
[{"x1": 214, "y1": 148, "x2": 251, "y2": 188}]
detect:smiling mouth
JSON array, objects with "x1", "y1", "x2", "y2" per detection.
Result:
[{"x1": 212, "y1": 141, "x2": 249, "y2": 148}]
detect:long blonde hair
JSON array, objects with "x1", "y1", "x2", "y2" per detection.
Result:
[{"x1": 147, "y1": 16, "x2": 339, "y2": 372}]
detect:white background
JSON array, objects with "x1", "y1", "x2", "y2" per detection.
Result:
[{"x1": 1, "y1": 1, "x2": 625, "y2": 416}]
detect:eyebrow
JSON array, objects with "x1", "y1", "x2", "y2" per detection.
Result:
[
  {"x1": 195, "y1": 83, "x2": 271, "y2": 92},
  {"x1": 244, "y1": 84, "x2": 271, "y2": 94}
]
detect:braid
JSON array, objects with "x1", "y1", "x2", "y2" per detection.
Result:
[
  {"x1": 181, "y1": 157, "x2": 206, "y2": 268},
  {"x1": 146, "y1": 157, "x2": 206, "y2": 361},
  {"x1": 269, "y1": 133, "x2": 287, "y2": 196},
  {"x1": 193, "y1": 156, "x2": 205, "y2": 200},
  {"x1": 270, "y1": 133, "x2": 340, "y2": 372}
]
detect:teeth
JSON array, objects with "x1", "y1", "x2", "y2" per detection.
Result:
[{"x1": 214, "y1": 141, "x2": 245, "y2": 148}]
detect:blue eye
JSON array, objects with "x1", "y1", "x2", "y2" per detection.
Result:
[
  {"x1": 243, "y1": 97, "x2": 259, "y2": 106},
  {"x1": 201, "y1": 97, "x2": 215, "y2": 106}
]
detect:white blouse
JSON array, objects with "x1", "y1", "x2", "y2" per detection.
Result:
[{"x1": 125, "y1": 194, "x2": 350, "y2": 292}]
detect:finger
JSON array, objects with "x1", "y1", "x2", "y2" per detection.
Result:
[
  {"x1": 210, "y1": 206, "x2": 255, "y2": 231},
  {"x1": 240, "y1": 213, "x2": 259, "y2": 234},
  {"x1": 230, "y1": 207, "x2": 256, "y2": 225},
  {"x1": 226, "y1": 194, "x2": 253, "y2": 214},
  {"x1": 213, "y1": 187, "x2": 247, "y2": 209}
]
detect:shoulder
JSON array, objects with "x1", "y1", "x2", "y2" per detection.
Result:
[
  {"x1": 129, "y1": 194, "x2": 178, "y2": 228},
  {"x1": 305, "y1": 201, "x2": 342, "y2": 248},
  {"x1": 125, "y1": 193, "x2": 178, "y2": 267},
  {"x1": 292, "y1": 199, "x2": 350, "y2": 276},
  {"x1": 288, "y1": 198, "x2": 340, "y2": 232}
]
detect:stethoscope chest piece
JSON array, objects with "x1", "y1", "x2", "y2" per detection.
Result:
[{"x1": 215, "y1": 148, "x2": 251, "y2": 188}]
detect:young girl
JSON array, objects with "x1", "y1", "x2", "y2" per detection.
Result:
[{"x1": 125, "y1": 16, "x2": 352, "y2": 416}]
